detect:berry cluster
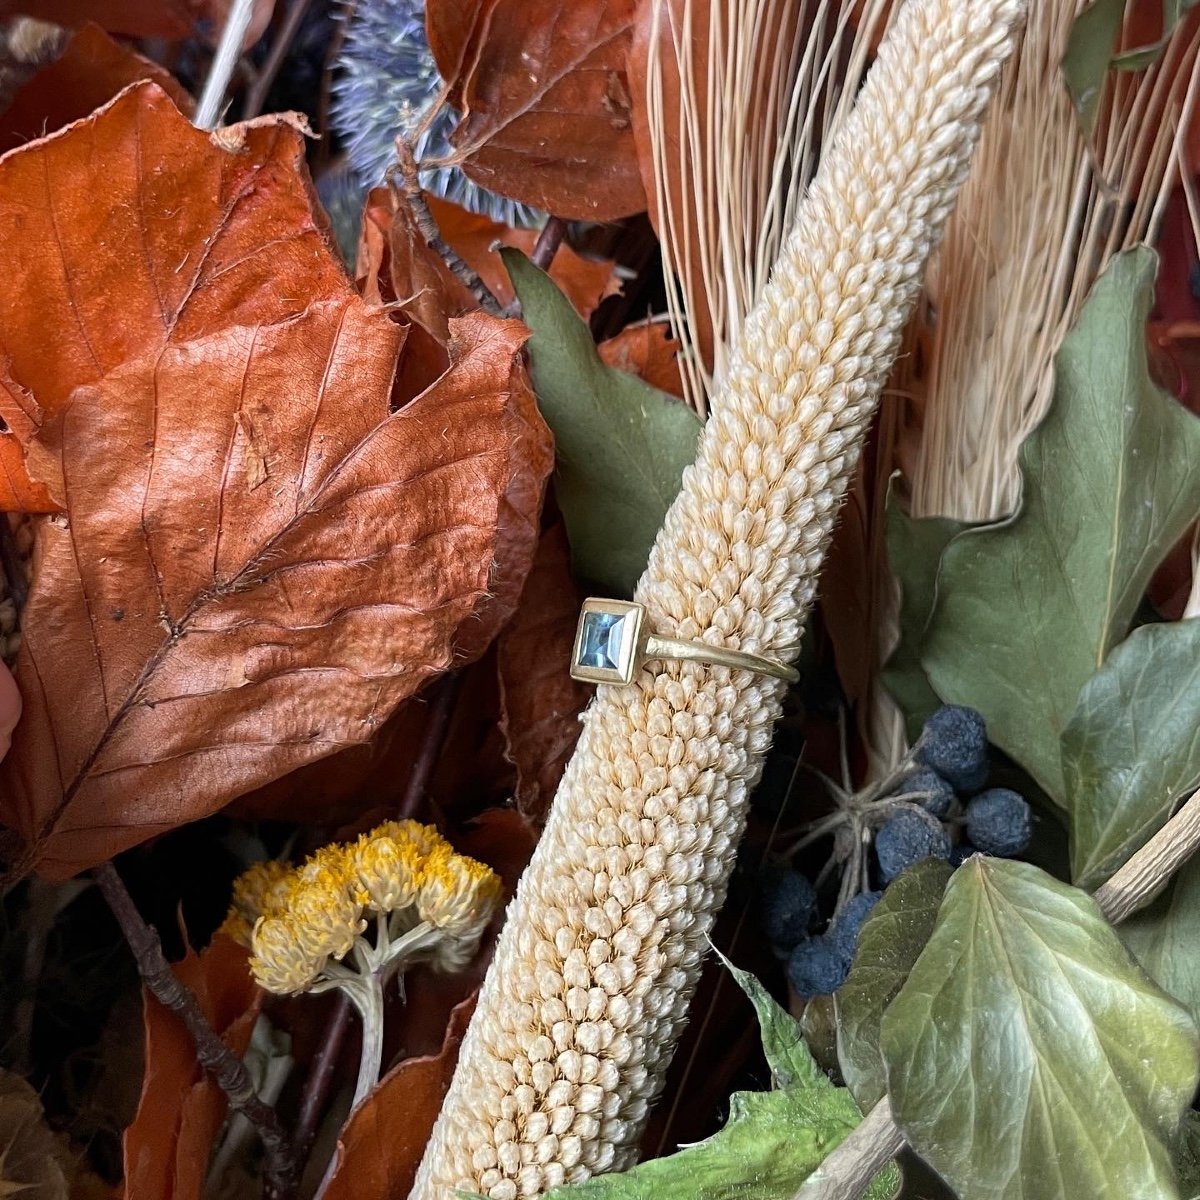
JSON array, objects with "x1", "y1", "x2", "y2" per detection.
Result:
[{"x1": 762, "y1": 705, "x2": 1033, "y2": 999}]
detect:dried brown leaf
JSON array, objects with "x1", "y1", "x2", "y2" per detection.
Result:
[
  {"x1": 497, "y1": 525, "x2": 589, "y2": 823},
  {"x1": 0, "y1": 83, "x2": 551, "y2": 878},
  {"x1": 597, "y1": 318, "x2": 684, "y2": 397},
  {"x1": 123, "y1": 934, "x2": 261, "y2": 1200},
  {"x1": 425, "y1": 0, "x2": 645, "y2": 219}
]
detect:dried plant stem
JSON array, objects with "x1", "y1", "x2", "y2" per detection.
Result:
[
  {"x1": 194, "y1": 0, "x2": 256, "y2": 130},
  {"x1": 530, "y1": 217, "x2": 568, "y2": 272},
  {"x1": 401, "y1": 671, "x2": 463, "y2": 818},
  {"x1": 93, "y1": 861, "x2": 297, "y2": 1199},
  {"x1": 394, "y1": 142, "x2": 503, "y2": 315},
  {"x1": 794, "y1": 784, "x2": 1200, "y2": 1200},
  {"x1": 294, "y1": 996, "x2": 353, "y2": 1167},
  {"x1": 243, "y1": 0, "x2": 315, "y2": 120}
]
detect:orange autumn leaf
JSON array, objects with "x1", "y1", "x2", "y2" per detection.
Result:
[
  {"x1": 3, "y1": 0, "x2": 274, "y2": 42},
  {"x1": 0, "y1": 83, "x2": 347, "y2": 512},
  {"x1": 597, "y1": 318, "x2": 684, "y2": 397},
  {"x1": 123, "y1": 934, "x2": 261, "y2": 1200},
  {"x1": 424, "y1": 0, "x2": 645, "y2": 220},
  {"x1": 496, "y1": 525, "x2": 589, "y2": 824},
  {"x1": 321, "y1": 994, "x2": 477, "y2": 1200},
  {"x1": 0, "y1": 662, "x2": 18, "y2": 764},
  {"x1": 0, "y1": 83, "x2": 552, "y2": 880},
  {"x1": 0, "y1": 24, "x2": 193, "y2": 155}
]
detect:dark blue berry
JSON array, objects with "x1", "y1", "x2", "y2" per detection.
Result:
[
  {"x1": 899, "y1": 767, "x2": 956, "y2": 819},
  {"x1": 761, "y1": 869, "x2": 816, "y2": 951},
  {"x1": 965, "y1": 789, "x2": 1032, "y2": 858},
  {"x1": 787, "y1": 935, "x2": 850, "y2": 998},
  {"x1": 875, "y1": 808, "x2": 951, "y2": 883},
  {"x1": 832, "y1": 891, "x2": 882, "y2": 960},
  {"x1": 916, "y1": 705, "x2": 989, "y2": 792}
]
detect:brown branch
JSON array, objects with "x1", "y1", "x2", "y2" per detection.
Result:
[
  {"x1": 393, "y1": 141, "x2": 503, "y2": 316},
  {"x1": 94, "y1": 861, "x2": 298, "y2": 1199},
  {"x1": 793, "y1": 784, "x2": 1200, "y2": 1200},
  {"x1": 294, "y1": 994, "x2": 353, "y2": 1167},
  {"x1": 242, "y1": 0, "x2": 315, "y2": 119},
  {"x1": 400, "y1": 671, "x2": 464, "y2": 818},
  {"x1": 530, "y1": 216, "x2": 567, "y2": 271}
]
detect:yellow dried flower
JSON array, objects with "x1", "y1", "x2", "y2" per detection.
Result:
[
  {"x1": 221, "y1": 859, "x2": 296, "y2": 947},
  {"x1": 417, "y1": 844, "x2": 503, "y2": 940},
  {"x1": 288, "y1": 855, "x2": 367, "y2": 962},
  {"x1": 371, "y1": 818, "x2": 452, "y2": 859},
  {"x1": 249, "y1": 914, "x2": 324, "y2": 995},
  {"x1": 353, "y1": 831, "x2": 423, "y2": 913},
  {"x1": 413, "y1": 1, "x2": 1024, "y2": 1196}
]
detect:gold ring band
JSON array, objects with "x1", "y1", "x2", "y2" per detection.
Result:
[{"x1": 569, "y1": 598, "x2": 799, "y2": 686}]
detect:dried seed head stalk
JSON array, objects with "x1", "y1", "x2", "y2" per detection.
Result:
[{"x1": 413, "y1": 1, "x2": 1024, "y2": 1197}]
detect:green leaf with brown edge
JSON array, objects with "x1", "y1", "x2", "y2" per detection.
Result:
[
  {"x1": 535, "y1": 959, "x2": 900, "y2": 1200},
  {"x1": 503, "y1": 247, "x2": 701, "y2": 597},
  {"x1": 1121, "y1": 856, "x2": 1200, "y2": 1022},
  {"x1": 880, "y1": 486, "x2": 966, "y2": 741},
  {"x1": 881, "y1": 857, "x2": 1200, "y2": 1200},
  {"x1": 835, "y1": 859, "x2": 953, "y2": 1111},
  {"x1": 921, "y1": 248, "x2": 1200, "y2": 804},
  {"x1": 1065, "y1": 620, "x2": 1200, "y2": 890}
]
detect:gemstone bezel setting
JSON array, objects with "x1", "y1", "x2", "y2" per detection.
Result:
[{"x1": 570, "y1": 598, "x2": 645, "y2": 684}]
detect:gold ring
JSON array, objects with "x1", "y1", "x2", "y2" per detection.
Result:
[{"x1": 569, "y1": 598, "x2": 800, "y2": 686}]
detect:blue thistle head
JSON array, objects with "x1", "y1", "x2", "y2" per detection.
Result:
[{"x1": 331, "y1": 0, "x2": 539, "y2": 226}]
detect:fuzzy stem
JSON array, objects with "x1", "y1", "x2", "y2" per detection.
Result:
[
  {"x1": 94, "y1": 861, "x2": 297, "y2": 1198},
  {"x1": 349, "y1": 970, "x2": 386, "y2": 1109}
]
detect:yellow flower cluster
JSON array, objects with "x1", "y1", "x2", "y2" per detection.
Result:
[{"x1": 223, "y1": 820, "x2": 503, "y2": 996}]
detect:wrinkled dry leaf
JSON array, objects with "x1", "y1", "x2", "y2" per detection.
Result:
[
  {"x1": 597, "y1": 319, "x2": 684, "y2": 397},
  {"x1": 4, "y1": 0, "x2": 272, "y2": 42},
  {"x1": 321, "y1": 995, "x2": 477, "y2": 1200},
  {"x1": 123, "y1": 934, "x2": 261, "y2": 1200},
  {"x1": 424, "y1": 0, "x2": 645, "y2": 219},
  {"x1": 0, "y1": 24, "x2": 192, "y2": 155},
  {"x1": 497, "y1": 524, "x2": 590, "y2": 823},
  {"x1": 0, "y1": 83, "x2": 551, "y2": 879}
]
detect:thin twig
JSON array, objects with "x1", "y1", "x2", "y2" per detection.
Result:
[
  {"x1": 393, "y1": 141, "x2": 503, "y2": 315},
  {"x1": 294, "y1": 995, "x2": 353, "y2": 1167},
  {"x1": 242, "y1": 0, "x2": 315, "y2": 119},
  {"x1": 793, "y1": 784, "x2": 1200, "y2": 1200},
  {"x1": 400, "y1": 672, "x2": 464, "y2": 818},
  {"x1": 195, "y1": 0, "x2": 257, "y2": 129},
  {"x1": 530, "y1": 216, "x2": 568, "y2": 271},
  {"x1": 94, "y1": 861, "x2": 298, "y2": 1198}
]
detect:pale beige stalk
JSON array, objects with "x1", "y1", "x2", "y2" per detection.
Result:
[{"x1": 412, "y1": 1, "x2": 1024, "y2": 1197}]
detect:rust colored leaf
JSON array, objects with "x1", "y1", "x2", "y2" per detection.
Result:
[
  {"x1": 425, "y1": 0, "x2": 645, "y2": 219},
  {"x1": 0, "y1": 82, "x2": 551, "y2": 879},
  {"x1": 0, "y1": 83, "x2": 348, "y2": 512},
  {"x1": 321, "y1": 993, "x2": 477, "y2": 1200},
  {"x1": 3, "y1": 0, "x2": 273, "y2": 41},
  {"x1": 123, "y1": 933, "x2": 261, "y2": 1200},
  {"x1": 597, "y1": 318, "x2": 684, "y2": 398},
  {"x1": 0, "y1": 25, "x2": 192, "y2": 155},
  {"x1": 497, "y1": 525, "x2": 589, "y2": 823}
]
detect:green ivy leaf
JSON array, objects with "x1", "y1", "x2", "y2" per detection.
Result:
[
  {"x1": 921, "y1": 248, "x2": 1200, "y2": 803},
  {"x1": 835, "y1": 860, "x2": 953, "y2": 1110},
  {"x1": 1122, "y1": 856, "x2": 1200, "y2": 1021},
  {"x1": 502, "y1": 248, "x2": 701, "y2": 596},
  {"x1": 881, "y1": 858, "x2": 1200, "y2": 1200},
  {"x1": 1065, "y1": 620, "x2": 1200, "y2": 889},
  {"x1": 540, "y1": 960, "x2": 899, "y2": 1200},
  {"x1": 880, "y1": 488, "x2": 966, "y2": 741}
]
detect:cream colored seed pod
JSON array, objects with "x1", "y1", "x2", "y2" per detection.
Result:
[{"x1": 413, "y1": 1, "x2": 1025, "y2": 1197}]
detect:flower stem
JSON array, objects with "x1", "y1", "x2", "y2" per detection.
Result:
[{"x1": 350, "y1": 969, "x2": 386, "y2": 1110}]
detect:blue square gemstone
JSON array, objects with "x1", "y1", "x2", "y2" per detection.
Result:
[{"x1": 578, "y1": 610, "x2": 629, "y2": 671}]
